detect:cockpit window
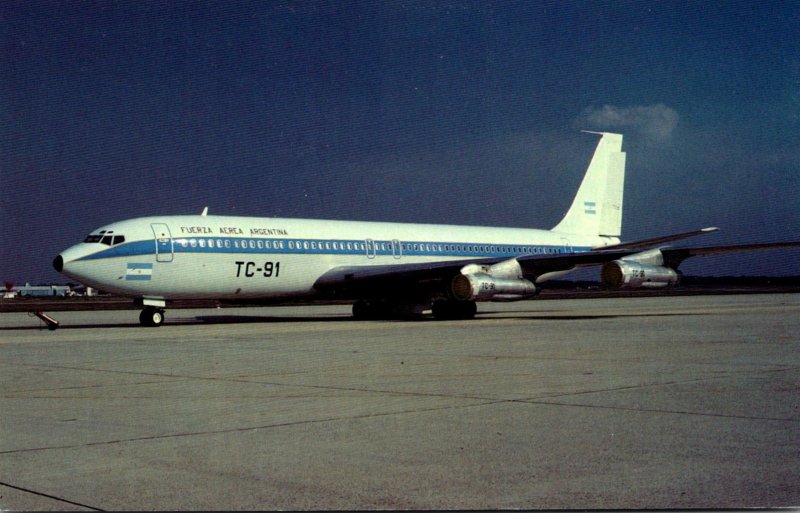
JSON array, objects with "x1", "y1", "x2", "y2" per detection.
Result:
[{"x1": 83, "y1": 232, "x2": 126, "y2": 245}]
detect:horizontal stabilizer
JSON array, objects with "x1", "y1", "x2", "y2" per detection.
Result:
[{"x1": 597, "y1": 227, "x2": 719, "y2": 251}]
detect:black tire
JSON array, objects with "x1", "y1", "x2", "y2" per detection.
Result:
[
  {"x1": 352, "y1": 300, "x2": 372, "y2": 319},
  {"x1": 139, "y1": 308, "x2": 165, "y2": 327}
]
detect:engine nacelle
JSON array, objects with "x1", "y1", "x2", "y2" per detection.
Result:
[
  {"x1": 451, "y1": 273, "x2": 537, "y2": 301},
  {"x1": 601, "y1": 260, "x2": 679, "y2": 289}
]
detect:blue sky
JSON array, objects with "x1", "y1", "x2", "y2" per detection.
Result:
[{"x1": 2, "y1": 1, "x2": 799, "y2": 283}]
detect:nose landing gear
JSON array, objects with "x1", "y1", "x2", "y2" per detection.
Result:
[{"x1": 139, "y1": 307, "x2": 165, "y2": 327}]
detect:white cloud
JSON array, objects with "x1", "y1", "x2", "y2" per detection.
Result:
[{"x1": 578, "y1": 104, "x2": 679, "y2": 140}]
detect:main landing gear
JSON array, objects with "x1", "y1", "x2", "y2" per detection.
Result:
[{"x1": 139, "y1": 306, "x2": 165, "y2": 327}]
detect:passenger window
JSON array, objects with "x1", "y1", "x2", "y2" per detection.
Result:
[{"x1": 199, "y1": 239, "x2": 206, "y2": 248}]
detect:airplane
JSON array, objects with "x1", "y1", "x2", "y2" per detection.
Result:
[{"x1": 53, "y1": 132, "x2": 800, "y2": 326}]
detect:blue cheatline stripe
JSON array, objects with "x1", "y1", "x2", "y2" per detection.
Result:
[
  {"x1": 125, "y1": 274, "x2": 152, "y2": 281},
  {"x1": 78, "y1": 237, "x2": 594, "y2": 262}
]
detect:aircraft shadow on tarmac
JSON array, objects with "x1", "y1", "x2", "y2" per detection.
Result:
[
  {"x1": 195, "y1": 311, "x2": 704, "y2": 323},
  {"x1": 1, "y1": 316, "x2": 350, "y2": 330},
  {"x1": 192, "y1": 311, "x2": 703, "y2": 324},
  {"x1": 3, "y1": 310, "x2": 702, "y2": 330}
]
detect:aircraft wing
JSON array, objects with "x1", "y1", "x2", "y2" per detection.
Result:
[
  {"x1": 314, "y1": 227, "x2": 722, "y2": 292},
  {"x1": 313, "y1": 249, "x2": 637, "y2": 296},
  {"x1": 314, "y1": 230, "x2": 800, "y2": 297}
]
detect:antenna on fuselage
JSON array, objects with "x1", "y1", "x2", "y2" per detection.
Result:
[{"x1": 201, "y1": 207, "x2": 208, "y2": 216}]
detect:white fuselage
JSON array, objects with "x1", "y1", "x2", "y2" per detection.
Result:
[{"x1": 57, "y1": 215, "x2": 618, "y2": 301}]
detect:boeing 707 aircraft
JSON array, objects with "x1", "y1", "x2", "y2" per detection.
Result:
[{"x1": 53, "y1": 132, "x2": 800, "y2": 326}]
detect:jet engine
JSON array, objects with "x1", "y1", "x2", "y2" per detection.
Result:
[
  {"x1": 451, "y1": 272, "x2": 537, "y2": 301},
  {"x1": 601, "y1": 260, "x2": 679, "y2": 289}
]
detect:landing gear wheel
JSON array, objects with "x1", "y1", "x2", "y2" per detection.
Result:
[
  {"x1": 352, "y1": 300, "x2": 372, "y2": 320},
  {"x1": 139, "y1": 307, "x2": 165, "y2": 327}
]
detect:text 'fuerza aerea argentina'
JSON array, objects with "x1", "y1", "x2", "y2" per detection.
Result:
[{"x1": 179, "y1": 226, "x2": 289, "y2": 236}]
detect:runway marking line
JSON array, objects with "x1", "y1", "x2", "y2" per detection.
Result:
[
  {"x1": 0, "y1": 480, "x2": 103, "y2": 511},
  {"x1": 0, "y1": 399, "x2": 507, "y2": 456},
  {"x1": 522, "y1": 399, "x2": 799, "y2": 423}
]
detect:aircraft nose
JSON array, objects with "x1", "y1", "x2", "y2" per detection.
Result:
[{"x1": 53, "y1": 255, "x2": 64, "y2": 273}]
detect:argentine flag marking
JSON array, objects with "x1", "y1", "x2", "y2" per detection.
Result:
[
  {"x1": 126, "y1": 262, "x2": 153, "y2": 281},
  {"x1": 584, "y1": 201, "x2": 597, "y2": 215}
]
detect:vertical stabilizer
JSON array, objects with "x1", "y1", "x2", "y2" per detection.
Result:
[{"x1": 552, "y1": 132, "x2": 625, "y2": 237}]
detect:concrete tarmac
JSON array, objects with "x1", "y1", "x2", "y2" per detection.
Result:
[{"x1": 1, "y1": 294, "x2": 798, "y2": 510}]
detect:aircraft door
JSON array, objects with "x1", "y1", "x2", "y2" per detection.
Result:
[
  {"x1": 391, "y1": 239, "x2": 402, "y2": 259},
  {"x1": 151, "y1": 223, "x2": 174, "y2": 262},
  {"x1": 365, "y1": 239, "x2": 376, "y2": 259},
  {"x1": 561, "y1": 237, "x2": 573, "y2": 255}
]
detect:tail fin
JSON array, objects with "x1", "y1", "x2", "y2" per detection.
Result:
[{"x1": 551, "y1": 132, "x2": 626, "y2": 237}]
